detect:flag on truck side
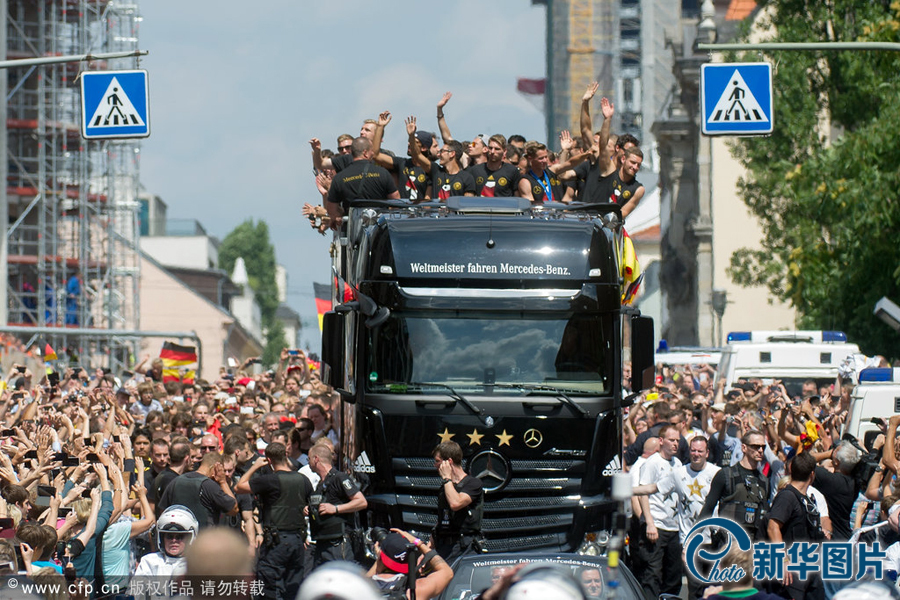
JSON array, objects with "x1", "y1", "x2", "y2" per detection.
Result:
[
  {"x1": 621, "y1": 231, "x2": 642, "y2": 305},
  {"x1": 313, "y1": 282, "x2": 332, "y2": 332},
  {"x1": 160, "y1": 341, "x2": 197, "y2": 383}
]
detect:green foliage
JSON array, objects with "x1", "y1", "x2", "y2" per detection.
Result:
[
  {"x1": 218, "y1": 220, "x2": 287, "y2": 364},
  {"x1": 262, "y1": 319, "x2": 288, "y2": 367},
  {"x1": 728, "y1": 0, "x2": 900, "y2": 358}
]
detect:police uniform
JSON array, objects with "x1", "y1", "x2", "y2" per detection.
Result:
[
  {"x1": 309, "y1": 468, "x2": 362, "y2": 566},
  {"x1": 701, "y1": 463, "x2": 770, "y2": 542},
  {"x1": 250, "y1": 469, "x2": 313, "y2": 600}
]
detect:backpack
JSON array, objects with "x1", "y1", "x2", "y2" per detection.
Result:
[{"x1": 372, "y1": 573, "x2": 409, "y2": 600}]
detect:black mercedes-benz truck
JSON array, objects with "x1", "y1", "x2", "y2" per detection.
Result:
[{"x1": 322, "y1": 197, "x2": 653, "y2": 553}]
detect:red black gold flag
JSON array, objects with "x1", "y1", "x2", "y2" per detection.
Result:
[
  {"x1": 313, "y1": 283, "x2": 331, "y2": 332},
  {"x1": 160, "y1": 341, "x2": 197, "y2": 383}
]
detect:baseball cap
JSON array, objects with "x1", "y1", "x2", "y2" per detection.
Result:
[
  {"x1": 710, "y1": 403, "x2": 727, "y2": 412},
  {"x1": 236, "y1": 377, "x2": 252, "y2": 387},
  {"x1": 379, "y1": 533, "x2": 410, "y2": 573},
  {"x1": 415, "y1": 131, "x2": 433, "y2": 149},
  {"x1": 115, "y1": 387, "x2": 129, "y2": 396}
]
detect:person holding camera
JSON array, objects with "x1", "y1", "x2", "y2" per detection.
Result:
[
  {"x1": 234, "y1": 441, "x2": 312, "y2": 600},
  {"x1": 307, "y1": 442, "x2": 367, "y2": 566},
  {"x1": 367, "y1": 528, "x2": 453, "y2": 600}
]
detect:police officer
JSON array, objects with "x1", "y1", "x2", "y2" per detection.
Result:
[
  {"x1": 432, "y1": 441, "x2": 484, "y2": 563},
  {"x1": 307, "y1": 442, "x2": 367, "y2": 566},
  {"x1": 699, "y1": 430, "x2": 770, "y2": 541},
  {"x1": 235, "y1": 442, "x2": 312, "y2": 600}
]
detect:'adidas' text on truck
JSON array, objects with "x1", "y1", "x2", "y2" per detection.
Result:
[{"x1": 321, "y1": 198, "x2": 653, "y2": 553}]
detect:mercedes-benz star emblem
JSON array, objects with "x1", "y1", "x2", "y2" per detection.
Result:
[
  {"x1": 523, "y1": 428, "x2": 543, "y2": 448},
  {"x1": 468, "y1": 450, "x2": 511, "y2": 493}
]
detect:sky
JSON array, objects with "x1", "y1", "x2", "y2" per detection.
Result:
[{"x1": 138, "y1": 1, "x2": 548, "y2": 352}]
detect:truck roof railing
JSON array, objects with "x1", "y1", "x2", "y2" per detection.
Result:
[{"x1": 347, "y1": 198, "x2": 623, "y2": 218}]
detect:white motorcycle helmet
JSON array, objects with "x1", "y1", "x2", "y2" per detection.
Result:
[
  {"x1": 505, "y1": 563, "x2": 587, "y2": 600},
  {"x1": 296, "y1": 562, "x2": 381, "y2": 600},
  {"x1": 155, "y1": 505, "x2": 199, "y2": 554}
]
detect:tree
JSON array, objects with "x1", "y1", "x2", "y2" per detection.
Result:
[
  {"x1": 218, "y1": 220, "x2": 287, "y2": 365},
  {"x1": 727, "y1": 0, "x2": 900, "y2": 358}
]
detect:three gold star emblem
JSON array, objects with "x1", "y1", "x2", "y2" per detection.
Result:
[
  {"x1": 496, "y1": 430, "x2": 513, "y2": 446},
  {"x1": 437, "y1": 428, "x2": 455, "y2": 443},
  {"x1": 466, "y1": 429, "x2": 484, "y2": 446}
]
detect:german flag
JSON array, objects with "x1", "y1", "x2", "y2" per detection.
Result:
[
  {"x1": 44, "y1": 344, "x2": 58, "y2": 361},
  {"x1": 160, "y1": 342, "x2": 197, "y2": 383},
  {"x1": 313, "y1": 283, "x2": 331, "y2": 332},
  {"x1": 620, "y1": 230, "x2": 642, "y2": 306}
]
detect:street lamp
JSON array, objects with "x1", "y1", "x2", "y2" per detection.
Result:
[
  {"x1": 711, "y1": 289, "x2": 728, "y2": 347},
  {"x1": 874, "y1": 297, "x2": 900, "y2": 332}
]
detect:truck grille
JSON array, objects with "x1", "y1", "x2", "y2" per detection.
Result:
[{"x1": 392, "y1": 457, "x2": 587, "y2": 551}]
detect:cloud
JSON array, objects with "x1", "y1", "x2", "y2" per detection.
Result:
[{"x1": 138, "y1": 0, "x2": 548, "y2": 350}]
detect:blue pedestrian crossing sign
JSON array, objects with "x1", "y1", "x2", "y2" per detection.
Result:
[
  {"x1": 701, "y1": 62, "x2": 772, "y2": 136},
  {"x1": 80, "y1": 70, "x2": 150, "y2": 139}
]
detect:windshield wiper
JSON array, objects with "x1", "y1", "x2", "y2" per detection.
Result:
[
  {"x1": 409, "y1": 381, "x2": 494, "y2": 427},
  {"x1": 492, "y1": 383, "x2": 589, "y2": 417}
]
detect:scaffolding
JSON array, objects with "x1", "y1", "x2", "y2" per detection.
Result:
[
  {"x1": 543, "y1": 0, "x2": 619, "y2": 145},
  {"x1": 6, "y1": 0, "x2": 142, "y2": 372}
]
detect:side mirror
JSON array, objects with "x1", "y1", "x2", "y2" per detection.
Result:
[
  {"x1": 322, "y1": 312, "x2": 344, "y2": 390},
  {"x1": 631, "y1": 315, "x2": 655, "y2": 394}
]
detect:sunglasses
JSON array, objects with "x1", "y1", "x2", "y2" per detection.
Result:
[
  {"x1": 338, "y1": 145, "x2": 352, "y2": 152},
  {"x1": 746, "y1": 444, "x2": 766, "y2": 451},
  {"x1": 200, "y1": 445, "x2": 217, "y2": 450}
]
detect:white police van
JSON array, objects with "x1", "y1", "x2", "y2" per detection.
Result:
[
  {"x1": 716, "y1": 330, "x2": 859, "y2": 398},
  {"x1": 655, "y1": 343, "x2": 722, "y2": 368},
  {"x1": 843, "y1": 367, "x2": 900, "y2": 450}
]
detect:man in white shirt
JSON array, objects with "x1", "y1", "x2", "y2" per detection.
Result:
[
  {"x1": 636, "y1": 424, "x2": 683, "y2": 599},
  {"x1": 634, "y1": 435, "x2": 721, "y2": 598},
  {"x1": 626, "y1": 436, "x2": 659, "y2": 576}
]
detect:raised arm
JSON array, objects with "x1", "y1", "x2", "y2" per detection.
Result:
[
  {"x1": 406, "y1": 116, "x2": 432, "y2": 170},
  {"x1": 309, "y1": 138, "x2": 331, "y2": 172},
  {"x1": 549, "y1": 149, "x2": 592, "y2": 176},
  {"x1": 436, "y1": 92, "x2": 453, "y2": 142},
  {"x1": 580, "y1": 81, "x2": 599, "y2": 150},
  {"x1": 884, "y1": 415, "x2": 900, "y2": 475},
  {"x1": 597, "y1": 97, "x2": 615, "y2": 172},
  {"x1": 371, "y1": 110, "x2": 391, "y2": 159}
]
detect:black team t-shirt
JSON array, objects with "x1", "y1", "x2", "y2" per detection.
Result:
[
  {"x1": 391, "y1": 156, "x2": 430, "y2": 202},
  {"x1": 327, "y1": 159, "x2": 398, "y2": 212},
  {"x1": 523, "y1": 169, "x2": 564, "y2": 203},
  {"x1": 431, "y1": 163, "x2": 476, "y2": 200},
  {"x1": 466, "y1": 162, "x2": 522, "y2": 197}
]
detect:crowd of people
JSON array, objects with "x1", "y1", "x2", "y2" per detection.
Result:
[
  {"x1": 1, "y1": 333, "x2": 900, "y2": 600},
  {"x1": 302, "y1": 84, "x2": 645, "y2": 234},
  {"x1": 0, "y1": 344, "x2": 486, "y2": 600},
  {"x1": 623, "y1": 359, "x2": 900, "y2": 600}
]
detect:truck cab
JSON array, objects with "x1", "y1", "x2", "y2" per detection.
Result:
[{"x1": 321, "y1": 197, "x2": 653, "y2": 553}]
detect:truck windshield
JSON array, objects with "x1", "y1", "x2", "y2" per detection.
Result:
[{"x1": 366, "y1": 313, "x2": 612, "y2": 395}]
